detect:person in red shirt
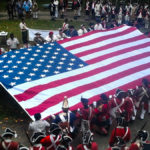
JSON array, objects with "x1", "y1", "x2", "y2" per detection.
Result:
[
  {"x1": 29, "y1": 132, "x2": 46, "y2": 150},
  {"x1": 0, "y1": 128, "x2": 19, "y2": 150},
  {"x1": 109, "y1": 116, "x2": 131, "y2": 147},
  {"x1": 40, "y1": 123, "x2": 62, "y2": 150},
  {"x1": 92, "y1": 93, "x2": 110, "y2": 135},
  {"x1": 77, "y1": 131, "x2": 98, "y2": 150}
]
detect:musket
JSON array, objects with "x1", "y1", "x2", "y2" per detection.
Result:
[
  {"x1": 24, "y1": 128, "x2": 33, "y2": 146},
  {"x1": 131, "y1": 121, "x2": 148, "y2": 143}
]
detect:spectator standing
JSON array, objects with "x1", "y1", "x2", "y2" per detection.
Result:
[
  {"x1": 59, "y1": 0, "x2": 65, "y2": 18},
  {"x1": 23, "y1": 0, "x2": 32, "y2": 18},
  {"x1": 32, "y1": 0, "x2": 39, "y2": 19},
  {"x1": 19, "y1": 18, "x2": 28, "y2": 48},
  {"x1": 94, "y1": 1, "x2": 101, "y2": 22},
  {"x1": 49, "y1": 0, "x2": 55, "y2": 20},
  {"x1": 33, "y1": 32, "x2": 46, "y2": 45},
  {"x1": 6, "y1": 0, "x2": 14, "y2": 19},
  {"x1": 16, "y1": 0, "x2": 24, "y2": 19},
  {"x1": 7, "y1": 33, "x2": 19, "y2": 51},
  {"x1": 54, "y1": 0, "x2": 59, "y2": 18}
]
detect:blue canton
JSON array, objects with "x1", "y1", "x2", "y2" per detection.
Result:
[{"x1": 0, "y1": 42, "x2": 88, "y2": 89}]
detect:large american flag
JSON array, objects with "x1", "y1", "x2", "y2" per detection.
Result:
[{"x1": 1, "y1": 25, "x2": 150, "y2": 120}]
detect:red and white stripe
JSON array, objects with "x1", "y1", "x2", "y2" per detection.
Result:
[{"x1": 8, "y1": 25, "x2": 150, "y2": 120}]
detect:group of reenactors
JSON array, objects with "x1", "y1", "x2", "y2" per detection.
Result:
[{"x1": 0, "y1": 78, "x2": 150, "y2": 150}]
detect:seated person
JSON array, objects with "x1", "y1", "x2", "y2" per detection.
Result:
[
  {"x1": 78, "y1": 24, "x2": 88, "y2": 36},
  {"x1": 6, "y1": 33, "x2": 19, "y2": 51},
  {"x1": 33, "y1": 32, "x2": 46, "y2": 45},
  {"x1": 45, "y1": 31, "x2": 57, "y2": 42},
  {"x1": 56, "y1": 28, "x2": 68, "y2": 41},
  {"x1": 67, "y1": 25, "x2": 78, "y2": 37}
]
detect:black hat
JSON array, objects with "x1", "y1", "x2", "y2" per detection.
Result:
[
  {"x1": 2, "y1": 128, "x2": 17, "y2": 138},
  {"x1": 81, "y1": 97, "x2": 89, "y2": 103},
  {"x1": 137, "y1": 130, "x2": 149, "y2": 142},
  {"x1": 31, "y1": 132, "x2": 45, "y2": 143},
  {"x1": 100, "y1": 93, "x2": 109, "y2": 101},
  {"x1": 62, "y1": 135, "x2": 72, "y2": 144},
  {"x1": 56, "y1": 145, "x2": 67, "y2": 150},
  {"x1": 35, "y1": 32, "x2": 41, "y2": 35},
  {"x1": 50, "y1": 123, "x2": 61, "y2": 134},
  {"x1": 115, "y1": 89, "x2": 126, "y2": 99},
  {"x1": 19, "y1": 144, "x2": 29, "y2": 150},
  {"x1": 142, "y1": 78, "x2": 149, "y2": 87}
]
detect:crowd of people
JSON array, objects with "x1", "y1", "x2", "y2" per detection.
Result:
[{"x1": 0, "y1": 78, "x2": 150, "y2": 150}]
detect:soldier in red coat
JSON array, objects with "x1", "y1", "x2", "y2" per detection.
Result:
[
  {"x1": 77, "y1": 131, "x2": 98, "y2": 150},
  {"x1": 40, "y1": 123, "x2": 62, "y2": 150},
  {"x1": 109, "y1": 117, "x2": 131, "y2": 147},
  {"x1": 29, "y1": 132, "x2": 46, "y2": 150},
  {"x1": 92, "y1": 93, "x2": 110, "y2": 135},
  {"x1": 109, "y1": 89, "x2": 134, "y2": 122},
  {"x1": 76, "y1": 97, "x2": 94, "y2": 132},
  {"x1": 0, "y1": 128, "x2": 19, "y2": 150}
]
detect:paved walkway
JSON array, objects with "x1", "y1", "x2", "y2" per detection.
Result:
[{"x1": 0, "y1": 10, "x2": 90, "y2": 22}]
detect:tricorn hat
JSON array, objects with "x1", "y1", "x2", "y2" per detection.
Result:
[
  {"x1": 31, "y1": 132, "x2": 45, "y2": 144},
  {"x1": 62, "y1": 135, "x2": 72, "y2": 144},
  {"x1": 81, "y1": 97, "x2": 89, "y2": 103},
  {"x1": 19, "y1": 144, "x2": 29, "y2": 150},
  {"x1": 115, "y1": 89, "x2": 126, "y2": 98},
  {"x1": 62, "y1": 96, "x2": 69, "y2": 109},
  {"x1": 1, "y1": 128, "x2": 17, "y2": 138},
  {"x1": 50, "y1": 123, "x2": 62, "y2": 134},
  {"x1": 35, "y1": 32, "x2": 41, "y2": 35}
]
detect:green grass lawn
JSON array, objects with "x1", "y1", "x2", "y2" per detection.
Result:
[{"x1": 0, "y1": 19, "x2": 88, "y2": 44}]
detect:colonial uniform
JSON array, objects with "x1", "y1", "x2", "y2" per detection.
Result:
[
  {"x1": 77, "y1": 142, "x2": 98, "y2": 150},
  {"x1": 0, "y1": 128, "x2": 19, "y2": 150},
  {"x1": 40, "y1": 123, "x2": 62, "y2": 150},
  {"x1": 77, "y1": 131, "x2": 98, "y2": 150},
  {"x1": 53, "y1": 96, "x2": 76, "y2": 136},
  {"x1": 93, "y1": 94, "x2": 110, "y2": 135},
  {"x1": 40, "y1": 134, "x2": 61, "y2": 150},
  {"x1": 29, "y1": 132, "x2": 46, "y2": 150}
]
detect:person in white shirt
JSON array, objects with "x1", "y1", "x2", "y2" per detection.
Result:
[
  {"x1": 45, "y1": 31, "x2": 57, "y2": 42},
  {"x1": 94, "y1": 20, "x2": 104, "y2": 30},
  {"x1": 19, "y1": 18, "x2": 28, "y2": 48},
  {"x1": 56, "y1": 28, "x2": 68, "y2": 41},
  {"x1": 78, "y1": 24, "x2": 88, "y2": 36},
  {"x1": 7, "y1": 33, "x2": 19, "y2": 51},
  {"x1": 28, "y1": 113, "x2": 50, "y2": 134},
  {"x1": 54, "y1": 0, "x2": 59, "y2": 18}
]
